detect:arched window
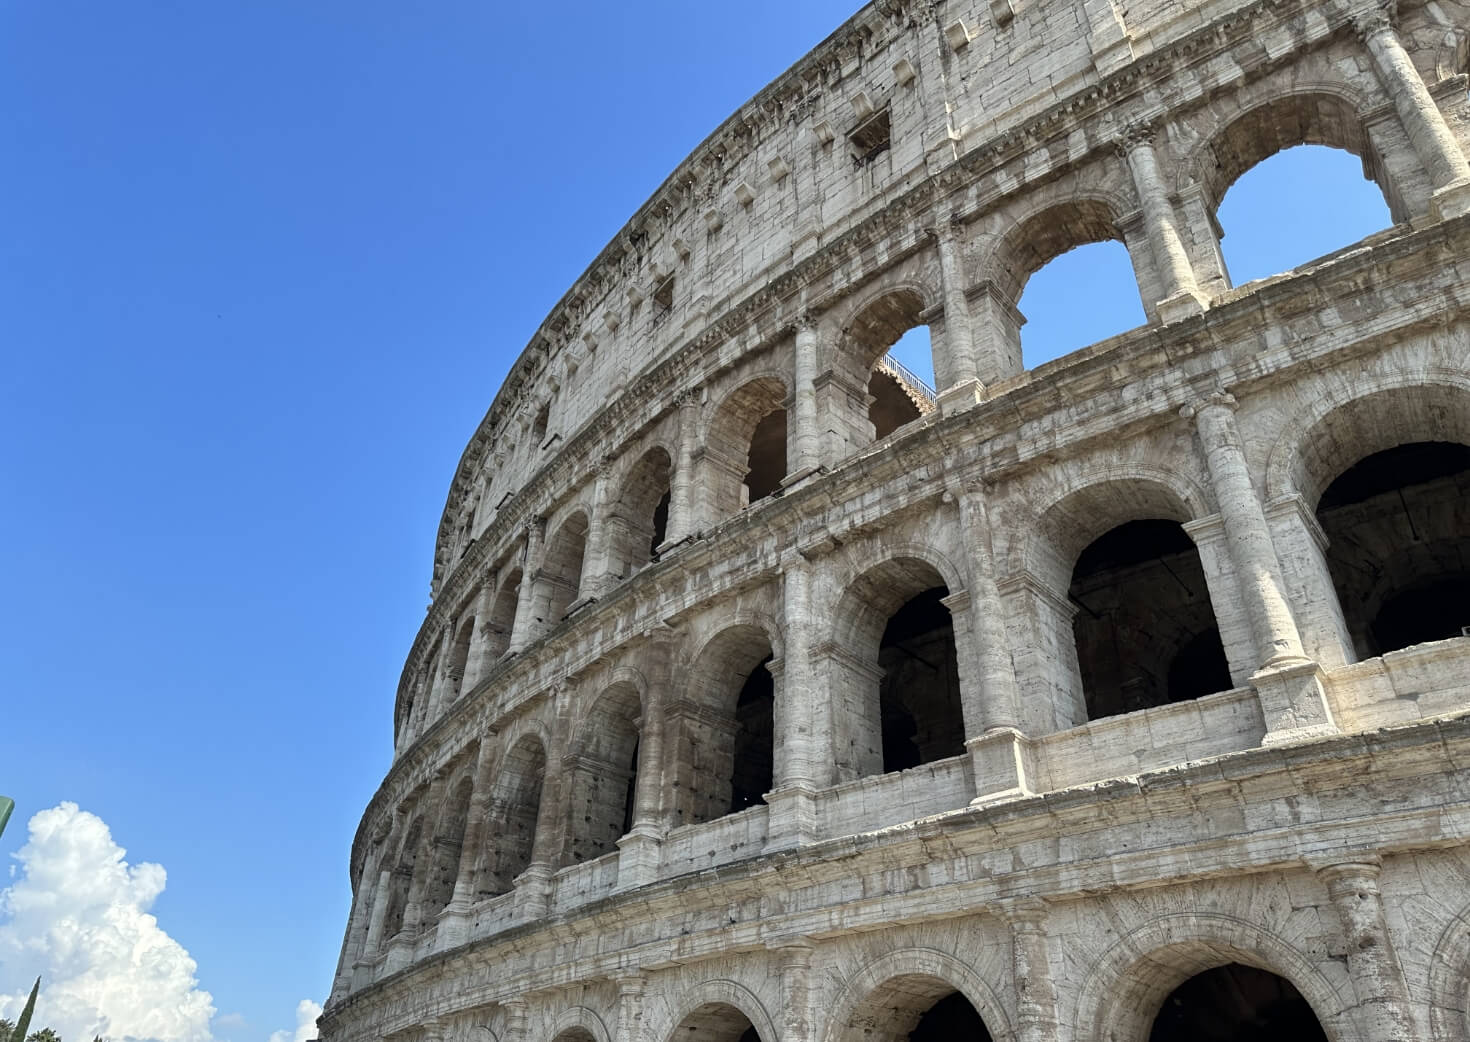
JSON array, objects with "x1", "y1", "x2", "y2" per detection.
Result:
[
  {"x1": 670, "y1": 1004, "x2": 763, "y2": 1042},
  {"x1": 477, "y1": 736, "x2": 546, "y2": 898},
  {"x1": 423, "y1": 777, "x2": 473, "y2": 917},
  {"x1": 1149, "y1": 964, "x2": 1328, "y2": 1041},
  {"x1": 995, "y1": 199, "x2": 1149, "y2": 371},
  {"x1": 1316, "y1": 441, "x2": 1470, "y2": 658},
  {"x1": 1070, "y1": 519, "x2": 1231, "y2": 719},
  {"x1": 609, "y1": 447, "x2": 672, "y2": 579},
  {"x1": 672, "y1": 624, "x2": 776, "y2": 826},
  {"x1": 381, "y1": 816, "x2": 423, "y2": 940},
  {"x1": 537, "y1": 513, "x2": 589, "y2": 628},
  {"x1": 482, "y1": 567, "x2": 521, "y2": 663},
  {"x1": 705, "y1": 377, "x2": 789, "y2": 516},
  {"x1": 835, "y1": 974, "x2": 995, "y2": 1042},
  {"x1": 446, "y1": 617, "x2": 474, "y2": 701},
  {"x1": 567, "y1": 683, "x2": 642, "y2": 863},
  {"x1": 829, "y1": 557, "x2": 963, "y2": 781},
  {"x1": 839, "y1": 291, "x2": 938, "y2": 445},
  {"x1": 1203, "y1": 93, "x2": 1398, "y2": 286}
]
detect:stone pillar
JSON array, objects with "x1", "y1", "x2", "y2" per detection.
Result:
[
  {"x1": 662, "y1": 390, "x2": 701, "y2": 548},
  {"x1": 1356, "y1": 3, "x2": 1470, "y2": 219},
  {"x1": 438, "y1": 736, "x2": 498, "y2": 950},
  {"x1": 461, "y1": 581, "x2": 497, "y2": 692},
  {"x1": 398, "y1": 773, "x2": 450, "y2": 939},
  {"x1": 952, "y1": 484, "x2": 1033, "y2": 802},
  {"x1": 968, "y1": 281, "x2": 1025, "y2": 384},
  {"x1": 1001, "y1": 898, "x2": 1061, "y2": 1042},
  {"x1": 500, "y1": 999, "x2": 528, "y2": 1042},
  {"x1": 1317, "y1": 859, "x2": 1424, "y2": 1042},
  {"x1": 767, "y1": 550, "x2": 822, "y2": 849},
  {"x1": 1265, "y1": 495, "x2": 1355, "y2": 668},
  {"x1": 353, "y1": 866, "x2": 394, "y2": 985},
  {"x1": 506, "y1": 518, "x2": 546, "y2": 654},
  {"x1": 619, "y1": 631, "x2": 674, "y2": 887},
  {"x1": 777, "y1": 942, "x2": 816, "y2": 1042},
  {"x1": 333, "y1": 849, "x2": 384, "y2": 998},
  {"x1": 580, "y1": 458, "x2": 618, "y2": 599},
  {"x1": 1119, "y1": 123, "x2": 1207, "y2": 320},
  {"x1": 1184, "y1": 393, "x2": 1336, "y2": 742},
  {"x1": 616, "y1": 976, "x2": 647, "y2": 1042},
  {"x1": 933, "y1": 218, "x2": 984, "y2": 411},
  {"x1": 518, "y1": 689, "x2": 570, "y2": 917},
  {"x1": 787, "y1": 312, "x2": 823, "y2": 482}
]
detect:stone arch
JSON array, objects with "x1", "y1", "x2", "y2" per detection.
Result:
[
  {"x1": 658, "y1": 979, "x2": 780, "y2": 1042},
  {"x1": 1429, "y1": 900, "x2": 1470, "y2": 1042},
  {"x1": 703, "y1": 373, "x2": 790, "y2": 516},
  {"x1": 484, "y1": 565, "x2": 523, "y2": 662},
  {"x1": 670, "y1": 619, "x2": 780, "y2": 826},
  {"x1": 538, "y1": 510, "x2": 590, "y2": 628},
  {"x1": 1188, "y1": 86, "x2": 1402, "y2": 223},
  {"x1": 422, "y1": 771, "x2": 475, "y2": 917},
  {"x1": 827, "y1": 550, "x2": 967, "y2": 780},
  {"x1": 445, "y1": 615, "x2": 475, "y2": 704},
  {"x1": 476, "y1": 730, "x2": 549, "y2": 897},
  {"x1": 1076, "y1": 913, "x2": 1350, "y2": 1042},
  {"x1": 988, "y1": 192, "x2": 1141, "y2": 304},
  {"x1": 833, "y1": 282, "x2": 941, "y2": 447},
  {"x1": 608, "y1": 445, "x2": 674, "y2": 578},
  {"x1": 381, "y1": 813, "x2": 425, "y2": 940},
  {"x1": 547, "y1": 1006, "x2": 611, "y2": 1042},
  {"x1": 824, "y1": 947, "x2": 1013, "y2": 1042},
  {"x1": 565, "y1": 678, "x2": 643, "y2": 863}
]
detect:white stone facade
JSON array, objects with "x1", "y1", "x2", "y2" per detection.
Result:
[{"x1": 319, "y1": 0, "x2": 1470, "y2": 1037}]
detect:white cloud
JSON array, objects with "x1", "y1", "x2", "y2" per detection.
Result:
[
  {"x1": 0, "y1": 802, "x2": 215, "y2": 1042},
  {"x1": 266, "y1": 1000, "x2": 320, "y2": 1042}
]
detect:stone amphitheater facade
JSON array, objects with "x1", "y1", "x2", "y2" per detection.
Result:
[{"x1": 318, "y1": 0, "x2": 1470, "y2": 1037}]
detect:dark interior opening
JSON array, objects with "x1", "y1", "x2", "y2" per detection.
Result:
[
  {"x1": 1317, "y1": 441, "x2": 1470, "y2": 658},
  {"x1": 909, "y1": 991, "x2": 993, "y2": 1042},
  {"x1": 651, "y1": 489, "x2": 671, "y2": 556},
  {"x1": 745, "y1": 409, "x2": 788, "y2": 504},
  {"x1": 729, "y1": 656, "x2": 774, "y2": 812},
  {"x1": 879, "y1": 586, "x2": 964, "y2": 773},
  {"x1": 620, "y1": 739, "x2": 640, "y2": 836},
  {"x1": 1071, "y1": 519, "x2": 1231, "y2": 719},
  {"x1": 1149, "y1": 963, "x2": 1328, "y2": 1042},
  {"x1": 869, "y1": 366, "x2": 925, "y2": 440}
]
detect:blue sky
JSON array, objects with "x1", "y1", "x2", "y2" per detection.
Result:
[{"x1": 0, "y1": 3, "x2": 1391, "y2": 1041}]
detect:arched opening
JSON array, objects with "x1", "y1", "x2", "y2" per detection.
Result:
[
  {"x1": 839, "y1": 290, "x2": 937, "y2": 449},
  {"x1": 1316, "y1": 441, "x2": 1470, "y2": 659},
  {"x1": 839, "y1": 975, "x2": 994, "y2": 1042},
  {"x1": 669, "y1": 1003, "x2": 763, "y2": 1042},
  {"x1": 567, "y1": 682, "x2": 642, "y2": 863},
  {"x1": 997, "y1": 199, "x2": 1147, "y2": 371},
  {"x1": 1070, "y1": 519, "x2": 1231, "y2": 720},
  {"x1": 1203, "y1": 93, "x2": 1399, "y2": 288},
  {"x1": 672, "y1": 624, "x2": 776, "y2": 826},
  {"x1": 551, "y1": 1031, "x2": 597, "y2": 1042},
  {"x1": 477, "y1": 736, "x2": 546, "y2": 897},
  {"x1": 705, "y1": 377, "x2": 789, "y2": 517},
  {"x1": 483, "y1": 567, "x2": 522, "y2": 662},
  {"x1": 446, "y1": 616, "x2": 474, "y2": 701},
  {"x1": 829, "y1": 557, "x2": 963, "y2": 781},
  {"x1": 537, "y1": 512, "x2": 589, "y2": 627},
  {"x1": 609, "y1": 447, "x2": 673, "y2": 580},
  {"x1": 381, "y1": 816, "x2": 423, "y2": 941},
  {"x1": 423, "y1": 776, "x2": 473, "y2": 917},
  {"x1": 1149, "y1": 963, "x2": 1328, "y2": 1041}
]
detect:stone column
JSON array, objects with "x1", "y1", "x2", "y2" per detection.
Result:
[
  {"x1": 952, "y1": 484, "x2": 1033, "y2": 802},
  {"x1": 619, "y1": 631, "x2": 674, "y2": 887},
  {"x1": 506, "y1": 517, "x2": 546, "y2": 654},
  {"x1": 1356, "y1": 3, "x2": 1470, "y2": 219},
  {"x1": 461, "y1": 581, "x2": 497, "y2": 692},
  {"x1": 398, "y1": 773, "x2": 450, "y2": 939},
  {"x1": 333, "y1": 848, "x2": 384, "y2": 998},
  {"x1": 776, "y1": 942, "x2": 816, "y2": 1042},
  {"x1": 616, "y1": 976, "x2": 647, "y2": 1042},
  {"x1": 933, "y1": 218, "x2": 984, "y2": 410},
  {"x1": 437, "y1": 735, "x2": 498, "y2": 950},
  {"x1": 1001, "y1": 898, "x2": 1061, "y2": 1042},
  {"x1": 967, "y1": 281, "x2": 1025, "y2": 383},
  {"x1": 579, "y1": 458, "x2": 617, "y2": 599},
  {"x1": 1119, "y1": 123, "x2": 1207, "y2": 320},
  {"x1": 500, "y1": 999, "x2": 528, "y2": 1042},
  {"x1": 1183, "y1": 393, "x2": 1336, "y2": 742},
  {"x1": 766, "y1": 550, "x2": 822, "y2": 849},
  {"x1": 662, "y1": 390, "x2": 701, "y2": 548},
  {"x1": 518, "y1": 689, "x2": 570, "y2": 917},
  {"x1": 1264, "y1": 494, "x2": 1355, "y2": 668},
  {"x1": 787, "y1": 312, "x2": 823, "y2": 481},
  {"x1": 353, "y1": 866, "x2": 394, "y2": 986},
  {"x1": 1317, "y1": 859, "x2": 1424, "y2": 1042}
]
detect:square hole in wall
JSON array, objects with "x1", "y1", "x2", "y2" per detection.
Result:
[{"x1": 849, "y1": 108, "x2": 891, "y2": 165}]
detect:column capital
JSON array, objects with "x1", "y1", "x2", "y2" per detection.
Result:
[
  {"x1": 614, "y1": 973, "x2": 647, "y2": 997},
  {"x1": 1180, "y1": 389, "x2": 1237, "y2": 420},
  {"x1": 928, "y1": 213, "x2": 966, "y2": 242},
  {"x1": 1353, "y1": 0, "x2": 1397, "y2": 40},
  {"x1": 1114, "y1": 118, "x2": 1159, "y2": 156},
  {"x1": 675, "y1": 387, "x2": 703, "y2": 410},
  {"x1": 793, "y1": 307, "x2": 819, "y2": 332},
  {"x1": 997, "y1": 895, "x2": 1050, "y2": 926}
]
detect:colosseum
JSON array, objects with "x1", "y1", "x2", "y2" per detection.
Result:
[{"x1": 317, "y1": 0, "x2": 1470, "y2": 1037}]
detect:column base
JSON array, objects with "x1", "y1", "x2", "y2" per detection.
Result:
[
  {"x1": 1252, "y1": 657, "x2": 1338, "y2": 745},
  {"x1": 1156, "y1": 288, "x2": 1209, "y2": 324},
  {"x1": 435, "y1": 901, "x2": 473, "y2": 951},
  {"x1": 616, "y1": 825, "x2": 663, "y2": 890},
  {"x1": 381, "y1": 934, "x2": 414, "y2": 974},
  {"x1": 764, "y1": 786, "x2": 821, "y2": 851},
  {"x1": 780, "y1": 465, "x2": 823, "y2": 490},
  {"x1": 938, "y1": 378, "x2": 986, "y2": 415},
  {"x1": 513, "y1": 863, "x2": 555, "y2": 920},
  {"x1": 1430, "y1": 178, "x2": 1470, "y2": 221},
  {"x1": 967, "y1": 729, "x2": 1039, "y2": 805}
]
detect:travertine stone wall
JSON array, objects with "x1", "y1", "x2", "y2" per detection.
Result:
[{"x1": 322, "y1": 0, "x2": 1470, "y2": 1038}]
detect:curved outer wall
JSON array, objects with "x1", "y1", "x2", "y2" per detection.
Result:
[{"x1": 322, "y1": 0, "x2": 1470, "y2": 1039}]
